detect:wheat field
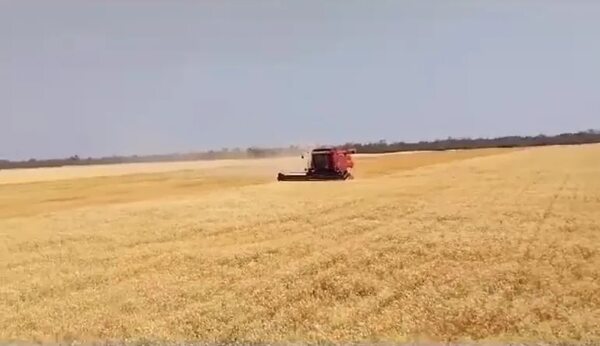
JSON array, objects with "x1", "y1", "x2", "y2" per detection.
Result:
[{"x1": 0, "y1": 146, "x2": 599, "y2": 344}]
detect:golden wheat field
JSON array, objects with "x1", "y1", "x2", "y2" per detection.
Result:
[{"x1": 1, "y1": 145, "x2": 599, "y2": 344}]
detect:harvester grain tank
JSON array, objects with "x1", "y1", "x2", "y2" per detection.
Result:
[{"x1": 277, "y1": 147, "x2": 356, "y2": 181}]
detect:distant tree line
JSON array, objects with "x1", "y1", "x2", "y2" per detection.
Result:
[
  {"x1": 341, "y1": 129, "x2": 600, "y2": 153},
  {"x1": 1, "y1": 130, "x2": 599, "y2": 170},
  {"x1": 0, "y1": 146, "x2": 305, "y2": 170}
]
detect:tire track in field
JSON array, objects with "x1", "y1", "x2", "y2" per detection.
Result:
[{"x1": 522, "y1": 173, "x2": 570, "y2": 260}]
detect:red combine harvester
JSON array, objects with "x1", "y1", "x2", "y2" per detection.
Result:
[{"x1": 277, "y1": 147, "x2": 356, "y2": 181}]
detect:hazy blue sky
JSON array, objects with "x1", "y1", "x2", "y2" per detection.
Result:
[{"x1": 2, "y1": 1, "x2": 599, "y2": 160}]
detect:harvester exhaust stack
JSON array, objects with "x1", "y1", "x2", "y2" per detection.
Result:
[{"x1": 277, "y1": 147, "x2": 356, "y2": 181}]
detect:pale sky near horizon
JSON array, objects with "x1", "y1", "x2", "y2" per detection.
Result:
[{"x1": 1, "y1": 1, "x2": 599, "y2": 160}]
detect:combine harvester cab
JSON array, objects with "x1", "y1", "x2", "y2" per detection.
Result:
[{"x1": 277, "y1": 147, "x2": 356, "y2": 181}]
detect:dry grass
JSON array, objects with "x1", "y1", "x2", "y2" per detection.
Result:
[{"x1": 0, "y1": 146, "x2": 599, "y2": 344}]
